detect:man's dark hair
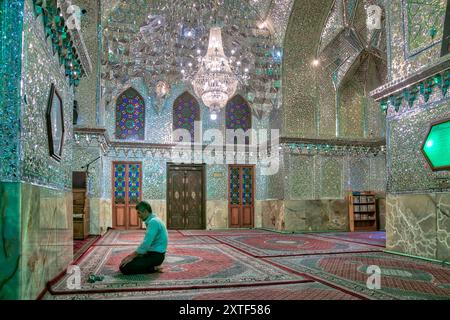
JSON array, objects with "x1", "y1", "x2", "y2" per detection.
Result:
[{"x1": 136, "y1": 201, "x2": 152, "y2": 213}]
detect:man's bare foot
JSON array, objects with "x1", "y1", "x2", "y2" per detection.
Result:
[{"x1": 154, "y1": 266, "x2": 164, "y2": 273}]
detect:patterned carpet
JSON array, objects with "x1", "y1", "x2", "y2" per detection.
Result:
[
  {"x1": 48, "y1": 281, "x2": 358, "y2": 300},
  {"x1": 50, "y1": 243, "x2": 304, "y2": 294},
  {"x1": 178, "y1": 229, "x2": 274, "y2": 236},
  {"x1": 210, "y1": 233, "x2": 382, "y2": 257},
  {"x1": 45, "y1": 230, "x2": 450, "y2": 300},
  {"x1": 73, "y1": 236, "x2": 100, "y2": 261},
  {"x1": 96, "y1": 229, "x2": 218, "y2": 246},
  {"x1": 268, "y1": 252, "x2": 450, "y2": 300},
  {"x1": 310, "y1": 231, "x2": 386, "y2": 247}
]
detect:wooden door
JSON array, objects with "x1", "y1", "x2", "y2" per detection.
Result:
[
  {"x1": 112, "y1": 162, "x2": 142, "y2": 230},
  {"x1": 167, "y1": 164, "x2": 205, "y2": 230},
  {"x1": 228, "y1": 165, "x2": 254, "y2": 228}
]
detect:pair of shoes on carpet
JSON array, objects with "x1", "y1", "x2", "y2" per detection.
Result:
[{"x1": 87, "y1": 274, "x2": 104, "y2": 283}]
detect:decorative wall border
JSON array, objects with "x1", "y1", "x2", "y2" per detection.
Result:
[
  {"x1": 371, "y1": 57, "x2": 450, "y2": 114},
  {"x1": 31, "y1": 0, "x2": 91, "y2": 86}
]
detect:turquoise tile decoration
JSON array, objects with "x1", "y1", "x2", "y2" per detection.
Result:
[{"x1": 0, "y1": 0, "x2": 25, "y2": 182}]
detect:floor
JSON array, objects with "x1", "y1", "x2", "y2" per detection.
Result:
[{"x1": 45, "y1": 229, "x2": 450, "y2": 300}]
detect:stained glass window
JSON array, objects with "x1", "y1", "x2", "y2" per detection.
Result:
[
  {"x1": 113, "y1": 163, "x2": 141, "y2": 205},
  {"x1": 173, "y1": 92, "x2": 200, "y2": 142},
  {"x1": 230, "y1": 167, "x2": 240, "y2": 205},
  {"x1": 226, "y1": 95, "x2": 252, "y2": 145},
  {"x1": 242, "y1": 167, "x2": 253, "y2": 205},
  {"x1": 114, "y1": 163, "x2": 126, "y2": 204},
  {"x1": 116, "y1": 88, "x2": 145, "y2": 140},
  {"x1": 128, "y1": 163, "x2": 141, "y2": 204}
]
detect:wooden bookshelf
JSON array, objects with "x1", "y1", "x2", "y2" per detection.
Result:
[
  {"x1": 73, "y1": 172, "x2": 89, "y2": 240},
  {"x1": 348, "y1": 191, "x2": 377, "y2": 232}
]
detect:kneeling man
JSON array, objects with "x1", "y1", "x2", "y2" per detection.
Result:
[{"x1": 119, "y1": 201, "x2": 168, "y2": 275}]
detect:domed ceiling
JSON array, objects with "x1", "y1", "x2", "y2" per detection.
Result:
[{"x1": 100, "y1": 0, "x2": 294, "y2": 118}]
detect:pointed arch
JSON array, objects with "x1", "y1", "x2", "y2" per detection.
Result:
[
  {"x1": 226, "y1": 95, "x2": 252, "y2": 145},
  {"x1": 115, "y1": 87, "x2": 145, "y2": 140},
  {"x1": 173, "y1": 92, "x2": 200, "y2": 142},
  {"x1": 226, "y1": 95, "x2": 252, "y2": 131}
]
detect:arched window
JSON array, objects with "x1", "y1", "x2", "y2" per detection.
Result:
[
  {"x1": 173, "y1": 92, "x2": 200, "y2": 142},
  {"x1": 226, "y1": 95, "x2": 252, "y2": 145},
  {"x1": 115, "y1": 88, "x2": 145, "y2": 140}
]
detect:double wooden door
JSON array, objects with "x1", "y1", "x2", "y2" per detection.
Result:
[
  {"x1": 228, "y1": 165, "x2": 255, "y2": 228},
  {"x1": 167, "y1": 164, "x2": 205, "y2": 230},
  {"x1": 112, "y1": 162, "x2": 142, "y2": 230}
]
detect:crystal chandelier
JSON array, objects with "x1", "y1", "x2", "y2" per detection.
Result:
[{"x1": 192, "y1": 27, "x2": 238, "y2": 115}]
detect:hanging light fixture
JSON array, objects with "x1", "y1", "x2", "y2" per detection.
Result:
[{"x1": 192, "y1": 27, "x2": 238, "y2": 116}]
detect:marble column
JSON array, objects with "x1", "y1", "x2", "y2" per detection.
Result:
[{"x1": 0, "y1": 183, "x2": 21, "y2": 300}]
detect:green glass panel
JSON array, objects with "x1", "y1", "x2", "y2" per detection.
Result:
[{"x1": 422, "y1": 120, "x2": 450, "y2": 169}]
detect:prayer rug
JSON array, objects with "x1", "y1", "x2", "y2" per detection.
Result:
[
  {"x1": 73, "y1": 236, "x2": 100, "y2": 261},
  {"x1": 210, "y1": 233, "x2": 381, "y2": 258},
  {"x1": 268, "y1": 252, "x2": 450, "y2": 300},
  {"x1": 311, "y1": 231, "x2": 386, "y2": 247},
  {"x1": 47, "y1": 281, "x2": 359, "y2": 300},
  {"x1": 49, "y1": 244, "x2": 304, "y2": 294},
  {"x1": 178, "y1": 229, "x2": 274, "y2": 236},
  {"x1": 96, "y1": 229, "x2": 218, "y2": 246}
]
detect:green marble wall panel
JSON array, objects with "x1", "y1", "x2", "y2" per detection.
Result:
[
  {"x1": 20, "y1": 184, "x2": 72, "y2": 300},
  {"x1": 206, "y1": 200, "x2": 228, "y2": 229},
  {"x1": 284, "y1": 199, "x2": 348, "y2": 232},
  {"x1": 21, "y1": 0, "x2": 74, "y2": 190},
  {"x1": 386, "y1": 194, "x2": 438, "y2": 260},
  {"x1": 437, "y1": 193, "x2": 450, "y2": 261},
  {"x1": 74, "y1": 0, "x2": 100, "y2": 126},
  {"x1": 0, "y1": 1, "x2": 24, "y2": 182},
  {"x1": 0, "y1": 182, "x2": 21, "y2": 300},
  {"x1": 388, "y1": 0, "x2": 448, "y2": 81},
  {"x1": 378, "y1": 197, "x2": 387, "y2": 230},
  {"x1": 260, "y1": 200, "x2": 285, "y2": 231},
  {"x1": 388, "y1": 98, "x2": 450, "y2": 193}
]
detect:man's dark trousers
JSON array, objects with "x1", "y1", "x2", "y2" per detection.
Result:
[{"x1": 120, "y1": 252, "x2": 165, "y2": 275}]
